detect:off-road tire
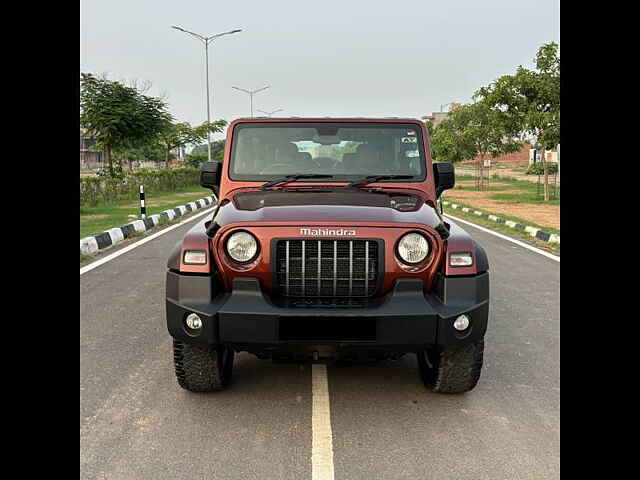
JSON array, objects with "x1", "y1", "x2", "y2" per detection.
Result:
[
  {"x1": 173, "y1": 340, "x2": 235, "y2": 392},
  {"x1": 417, "y1": 339, "x2": 484, "y2": 394}
]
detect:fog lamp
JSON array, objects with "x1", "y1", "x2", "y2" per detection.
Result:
[
  {"x1": 185, "y1": 313, "x2": 202, "y2": 330},
  {"x1": 453, "y1": 314, "x2": 470, "y2": 331}
]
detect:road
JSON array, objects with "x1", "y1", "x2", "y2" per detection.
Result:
[{"x1": 80, "y1": 211, "x2": 560, "y2": 480}]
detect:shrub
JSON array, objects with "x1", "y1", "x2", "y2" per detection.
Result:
[
  {"x1": 526, "y1": 162, "x2": 558, "y2": 175},
  {"x1": 80, "y1": 167, "x2": 200, "y2": 207},
  {"x1": 185, "y1": 152, "x2": 209, "y2": 169}
]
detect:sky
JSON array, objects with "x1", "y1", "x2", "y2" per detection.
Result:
[{"x1": 80, "y1": 0, "x2": 559, "y2": 140}]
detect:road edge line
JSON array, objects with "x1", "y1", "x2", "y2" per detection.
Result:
[
  {"x1": 312, "y1": 364, "x2": 335, "y2": 480},
  {"x1": 445, "y1": 213, "x2": 560, "y2": 262},
  {"x1": 80, "y1": 207, "x2": 214, "y2": 276}
]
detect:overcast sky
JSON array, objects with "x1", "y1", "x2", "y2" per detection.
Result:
[{"x1": 80, "y1": 0, "x2": 559, "y2": 139}]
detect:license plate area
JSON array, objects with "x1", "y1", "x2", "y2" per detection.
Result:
[{"x1": 279, "y1": 316, "x2": 377, "y2": 341}]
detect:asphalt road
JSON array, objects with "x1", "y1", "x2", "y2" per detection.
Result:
[{"x1": 80, "y1": 213, "x2": 560, "y2": 480}]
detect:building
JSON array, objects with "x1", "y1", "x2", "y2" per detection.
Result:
[
  {"x1": 422, "y1": 103, "x2": 461, "y2": 128},
  {"x1": 421, "y1": 111, "x2": 449, "y2": 128},
  {"x1": 529, "y1": 148, "x2": 559, "y2": 166},
  {"x1": 80, "y1": 129, "x2": 103, "y2": 169}
]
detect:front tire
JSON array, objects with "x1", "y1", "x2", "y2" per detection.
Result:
[
  {"x1": 417, "y1": 339, "x2": 484, "y2": 394},
  {"x1": 173, "y1": 340, "x2": 235, "y2": 392}
]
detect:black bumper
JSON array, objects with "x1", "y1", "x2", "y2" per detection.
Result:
[{"x1": 166, "y1": 272, "x2": 488, "y2": 350}]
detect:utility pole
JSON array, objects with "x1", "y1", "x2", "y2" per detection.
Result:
[
  {"x1": 232, "y1": 85, "x2": 270, "y2": 117},
  {"x1": 172, "y1": 26, "x2": 242, "y2": 162},
  {"x1": 257, "y1": 108, "x2": 283, "y2": 117}
]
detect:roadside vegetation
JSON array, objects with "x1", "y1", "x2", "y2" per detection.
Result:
[
  {"x1": 80, "y1": 72, "x2": 226, "y2": 176},
  {"x1": 79, "y1": 198, "x2": 212, "y2": 266},
  {"x1": 442, "y1": 203, "x2": 560, "y2": 255},
  {"x1": 430, "y1": 42, "x2": 559, "y2": 201},
  {"x1": 445, "y1": 174, "x2": 559, "y2": 231},
  {"x1": 80, "y1": 186, "x2": 210, "y2": 239}
]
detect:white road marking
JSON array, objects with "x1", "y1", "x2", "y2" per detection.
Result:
[
  {"x1": 445, "y1": 213, "x2": 560, "y2": 262},
  {"x1": 312, "y1": 364, "x2": 335, "y2": 480},
  {"x1": 80, "y1": 207, "x2": 215, "y2": 276}
]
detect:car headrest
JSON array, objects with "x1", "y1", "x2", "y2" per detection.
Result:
[{"x1": 276, "y1": 142, "x2": 299, "y2": 163}]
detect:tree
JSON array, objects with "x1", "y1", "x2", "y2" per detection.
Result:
[
  {"x1": 210, "y1": 139, "x2": 226, "y2": 162},
  {"x1": 185, "y1": 152, "x2": 209, "y2": 169},
  {"x1": 114, "y1": 140, "x2": 165, "y2": 171},
  {"x1": 80, "y1": 73, "x2": 172, "y2": 176},
  {"x1": 429, "y1": 117, "x2": 474, "y2": 164},
  {"x1": 194, "y1": 121, "x2": 228, "y2": 161},
  {"x1": 430, "y1": 102, "x2": 522, "y2": 189},
  {"x1": 158, "y1": 122, "x2": 199, "y2": 167},
  {"x1": 158, "y1": 120, "x2": 227, "y2": 167},
  {"x1": 474, "y1": 42, "x2": 559, "y2": 200},
  {"x1": 192, "y1": 139, "x2": 226, "y2": 162}
]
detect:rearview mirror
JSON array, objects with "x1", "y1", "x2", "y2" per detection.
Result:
[
  {"x1": 433, "y1": 162, "x2": 455, "y2": 198},
  {"x1": 200, "y1": 162, "x2": 220, "y2": 195}
]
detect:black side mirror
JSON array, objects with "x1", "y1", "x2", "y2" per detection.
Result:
[
  {"x1": 200, "y1": 162, "x2": 220, "y2": 195},
  {"x1": 433, "y1": 162, "x2": 455, "y2": 198}
]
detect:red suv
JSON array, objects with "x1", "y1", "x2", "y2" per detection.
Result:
[{"x1": 166, "y1": 118, "x2": 489, "y2": 394}]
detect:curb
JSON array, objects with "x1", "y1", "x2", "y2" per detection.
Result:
[
  {"x1": 442, "y1": 201, "x2": 560, "y2": 245},
  {"x1": 80, "y1": 195, "x2": 215, "y2": 255}
]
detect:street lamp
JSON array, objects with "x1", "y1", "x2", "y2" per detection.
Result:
[
  {"x1": 172, "y1": 25, "x2": 242, "y2": 162},
  {"x1": 232, "y1": 85, "x2": 270, "y2": 118},
  {"x1": 257, "y1": 108, "x2": 283, "y2": 117}
]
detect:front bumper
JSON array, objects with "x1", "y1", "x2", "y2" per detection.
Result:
[{"x1": 166, "y1": 270, "x2": 489, "y2": 351}]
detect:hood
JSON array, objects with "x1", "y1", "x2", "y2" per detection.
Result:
[{"x1": 213, "y1": 189, "x2": 442, "y2": 228}]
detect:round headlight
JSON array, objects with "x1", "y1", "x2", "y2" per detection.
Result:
[
  {"x1": 397, "y1": 232, "x2": 430, "y2": 264},
  {"x1": 226, "y1": 231, "x2": 258, "y2": 263}
]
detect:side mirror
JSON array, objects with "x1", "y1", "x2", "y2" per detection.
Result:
[
  {"x1": 433, "y1": 162, "x2": 455, "y2": 198},
  {"x1": 200, "y1": 162, "x2": 220, "y2": 195}
]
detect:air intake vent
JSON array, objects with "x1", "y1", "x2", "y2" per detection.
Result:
[{"x1": 275, "y1": 239, "x2": 381, "y2": 297}]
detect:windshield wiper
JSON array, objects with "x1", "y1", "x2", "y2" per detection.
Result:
[
  {"x1": 260, "y1": 174, "x2": 334, "y2": 190},
  {"x1": 347, "y1": 175, "x2": 415, "y2": 188}
]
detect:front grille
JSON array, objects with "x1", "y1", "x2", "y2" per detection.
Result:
[{"x1": 275, "y1": 239, "x2": 380, "y2": 297}]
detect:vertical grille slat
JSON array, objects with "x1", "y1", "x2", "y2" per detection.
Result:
[
  {"x1": 333, "y1": 241, "x2": 337, "y2": 296},
  {"x1": 348, "y1": 240, "x2": 353, "y2": 297},
  {"x1": 276, "y1": 239, "x2": 379, "y2": 298},
  {"x1": 285, "y1": 240, "x2": 290, "y2": 296},
  {"x1": 365, "y1": 241, "x2": 369, "y2": 294},
  {"x1": 301, "y1": 240, "x2": 306, "y2": 297},
  {"x1": 317, "y1": 240, "x2": 321, "y2": 293}
]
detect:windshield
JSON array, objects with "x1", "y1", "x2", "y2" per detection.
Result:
[{"x1": 229, "y1": 123, "x2": 426, "y2": 182}]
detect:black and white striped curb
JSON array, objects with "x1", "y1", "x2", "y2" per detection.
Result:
[
  {"x1": 80, "y1": 195, "x2": 216, "y2": 255},
  {"x1": 442, "y1": 200, "x2": 560, "y2": 244}
]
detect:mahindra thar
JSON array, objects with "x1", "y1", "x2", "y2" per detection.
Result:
[{"x1": 166, "y1": 118, "x2": 489, "y2": 394}]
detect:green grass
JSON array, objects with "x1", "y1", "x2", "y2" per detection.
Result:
[
  {"x1": 443, "y1": 202, "x2": 560, "y2": 254},
  {"x1": 80, "y1": 208, "x2": 198, "y2": 265},
  {"x1": 453, "y1": 174, "x2": 560, "y2": 206},
  {"x1": 80, "y1": 186, "x2": 211, "y2": 239}
]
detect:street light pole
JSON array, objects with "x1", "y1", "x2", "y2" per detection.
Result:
[
  {"x1": 232, "y1": 85, "x2": 270, "y2": 118},
  {"x1": 205, "y1": 41, "x2": 211, "y2": 161},
  {"x1": 172, "y1": 26, "x2": 242, "y2": 162},
  {"x1": 257, "y1": 108, "x2": 283, "y2": 117}
]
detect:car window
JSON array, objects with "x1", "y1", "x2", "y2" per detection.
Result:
[{"x1": 229, "y1": 123, "x2": 426, "y2": 181}]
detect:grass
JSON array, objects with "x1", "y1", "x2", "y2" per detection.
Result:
[
  {"x1": 453, "y1": 174, "x2": 560, "y2": 206},
  {"x1": 442, "y1": 202, "x2": 560, "y2": 254},
  {"x1": 79, "y1": 199, "x2": 208, "y2": 265},
  {"x1": 80, "y1": 186, "x2": 210, "y2": 239}
]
